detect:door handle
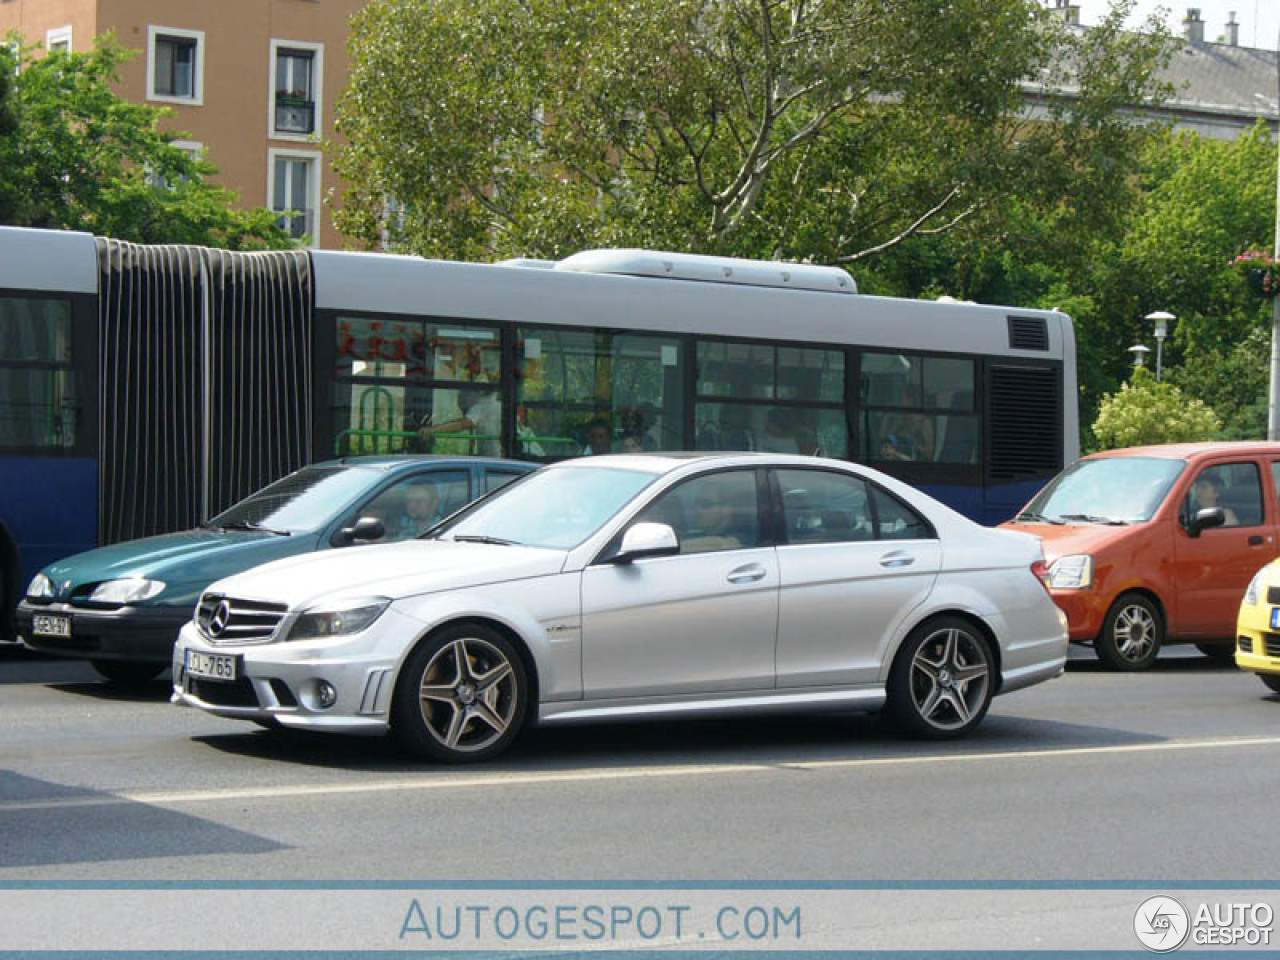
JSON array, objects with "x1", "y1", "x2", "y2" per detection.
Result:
[
  {"x1": 1249, "y1": 535, "x2": 1265, "y2": 546},
  {"x1": 879, "y1": 551, "x2": 916, "y2": 569},
  {"x1": 727, "y1": 563, "x2": 768, "y2": 584}
]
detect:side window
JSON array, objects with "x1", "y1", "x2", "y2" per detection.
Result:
[
  {"x1": 485, "y1": 470, "x2": 523, "y2": 493},
  {"x1": 776, "y1": 469, "x2": 874, "y2": 544},
  {"x1": 0, "y1": 295, "x2": 77, "y2": 450},
  {"x1": 634, "y1": 470, "x2": 760, "y2": 555},
  {"x1": 859, "y1": 352, "x2": 977, "y2": 464},
  {"x1": 358, "y1": 470, "x2": 470, "y2": 542},
  {"x1": 1187, "y1": 463, "x2": 1263, "y2": 529},
  {"x1": 869, "y1": 486, "x2": 934, "y2": 540}
]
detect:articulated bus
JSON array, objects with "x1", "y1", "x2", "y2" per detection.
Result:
[{"x1": 0, "y1": 226, "x2": 1078, "y2": 641}]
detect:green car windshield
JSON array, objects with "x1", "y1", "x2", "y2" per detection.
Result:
[
  {"x1": 207, "y1": 466, "x2": 381, "y2": 534},
  {"x1": 436, "y1": 466, "x2": 658, "y2": 550},
  {"x1": 1020, "y1": 457, "x2": 1186, "y2": 525}
]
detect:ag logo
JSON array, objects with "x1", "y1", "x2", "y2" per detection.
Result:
[{"x1": 1134, "y1": 896, "x2": 1190, "y2": 952}]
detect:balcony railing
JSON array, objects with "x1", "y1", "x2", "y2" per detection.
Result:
[{"x1": 274, "y1": 97, "x2": 315, "y2": 135}]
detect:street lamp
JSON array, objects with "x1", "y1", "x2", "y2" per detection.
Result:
[
  {"x1": 1127, "y1": 344, "x2": 1151, "y2": 370},
  {"x1": 1146, "y1": 310, "x2": 1174, "y2": 382}
]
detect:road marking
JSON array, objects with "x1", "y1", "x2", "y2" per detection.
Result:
[{"x1": 5, "y1": 734, "x2": 1280, "y2": 813}]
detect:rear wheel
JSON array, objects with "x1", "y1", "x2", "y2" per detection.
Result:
[
  {"x1": 1261, "y1": 674, "x2": 1280, "y2": 695},
  {"x1": 1194, "y1": 642, "x2": 1235, "y2": 664},
  {"x1": 90, "y1": 659, "x2": 165, "y2": 684},
  {"x1": 886, "y1": 616, "x2": 994, "y2": 739},
  {"x1": 392, "y1": 623, "x2": 527, "y2": 762},
  {"x1": 1095, "y1": 593, "x2": 1162, "y2": 671}
]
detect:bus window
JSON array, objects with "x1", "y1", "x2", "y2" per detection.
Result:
[
  {"x1": 332, "y1": 316, "x2": 502, "y2": 456},
  {"x1": 0, "y1": 296, "x2": 77, "y2": 449},
  {"x1": 694, "y1": 403, "x2": 848, "y2": 458},
  {"x1": 860, "y1": 351, "x2": 976, "y2": 464},
  {"x1": 515, "y1": 328, "x2": 684, "y2": 457}
]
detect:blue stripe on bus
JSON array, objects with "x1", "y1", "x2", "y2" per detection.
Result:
[
  {"x1": 915, "y1": 480, "x2": 1046, "y2": 527},
  {"x1": 1, "y1": 457, "x2": 98, "y2": 584}
]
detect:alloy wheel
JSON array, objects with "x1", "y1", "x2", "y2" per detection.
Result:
[
  {"x1": 908, "y1": 627, "x2": 991, "y2": 732},
  {"x1": 417, "y1": 636, "x2": 519, "y2": 754}
]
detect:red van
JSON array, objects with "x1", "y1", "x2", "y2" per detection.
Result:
[{"x1": 1003, "y1": 442, "x2": 1280, "y2": 670}]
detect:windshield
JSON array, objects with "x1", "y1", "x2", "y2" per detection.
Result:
[
  {"x1": 437, "y1": 466, "x2": 658, "y2": 550},
  {"x1": 208, "y1": 466, "x2": 381, "y2": 534},
  {"x1": 1019, "y1": 456, "x2": 1186, "y2": 525}
]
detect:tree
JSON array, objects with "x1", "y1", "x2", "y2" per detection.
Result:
[
  {"x1": 0, "y1": 37, "x2": 292, "y2": 249},
  {"x1": 1092, "y1": 366, "x2": 1220, "y2": 449},
  {"x1": 334, "y1": 0, "x2": 1173, "y2": 264}
]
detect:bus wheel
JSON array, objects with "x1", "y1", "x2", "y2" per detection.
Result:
[
  {"x1": 1095, "y1": 593, "x2": 1161, "y2": 671},
  {"x1": 91, "y1": 660, "x2": 165, "y2": 684}
]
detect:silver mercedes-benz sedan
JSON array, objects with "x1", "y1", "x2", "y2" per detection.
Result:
[{"x1": 173, "y1": 454, "x2": 1068, "y2": 761}]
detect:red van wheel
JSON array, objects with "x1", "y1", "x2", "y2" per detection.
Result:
[{"x1": 1095, "y1": 593, "x2": 1162, "y2": 671}]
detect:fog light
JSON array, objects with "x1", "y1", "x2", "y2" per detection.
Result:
[{"x1": 315, "y1": 680, "x2": 337, "y2": 709}]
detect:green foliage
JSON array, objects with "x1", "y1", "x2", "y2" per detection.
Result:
[
  {"x1": 1167, "y1": 327, "x2": 1270, "y2": 440},
  {"x1": 334, "y1": 0, "x2": 1173, "y2": 264},
  {"x1": 0, "y1": 37, "x2": 292, "y2": 249},
  {"x1": 1092, "y1": 366, "x2": 1221, "y2": 449}
]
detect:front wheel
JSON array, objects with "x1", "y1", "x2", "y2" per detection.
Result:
[
  {"x1": 886, "y1": 616, "x2": 994, "y2": 739},
  {"x1": 91, "y1": 659, "x2": 165, "y2": 684},
  {"x1": 1260, "y1": 674, "x2": 1280, "y2": 695},
  {"x1": 1095, "y1": 593, "x2": 1162, "y2": 671},
  {"x1": 392, "y1": 623, "x2": 527, "y2": 762}
]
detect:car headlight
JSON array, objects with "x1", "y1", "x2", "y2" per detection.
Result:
[
  {"x1": 286, "y1": 597, "x2": 390, "y2": 642},
  {"x1": 89, "y1": 578, "x2": 167, "y2": 604},
  {"x1": 26, "y1": 573, "x2": 55, "y2": 600},
  {"x1": 1245, "y1": 566, "x2": 1269, "y2": 605},
  {"x1": 1047, "y1": 554, "x2": 1093, "y2": 590}
]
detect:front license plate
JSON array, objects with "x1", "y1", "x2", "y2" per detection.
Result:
[
  {"x1": 32, "y1": 614, "x2": 71, "y2": 638},
  {"x1": 185, "y1": 649, "x2": 237, "y2": 682},
  {"x1": 1271, "y1": 607, "x2": 1280, "y2": 631}
]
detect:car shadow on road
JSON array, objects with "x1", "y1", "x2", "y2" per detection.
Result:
[
  {"x1": 1065, "y1": 652, "x2": 1239, "y2": 673},
  {"x1": 190, "y1": 708, "x2": 1167, "y2": 776},
  {"x1": 47, "y1": 675, "x2": 173, "y2": 703}
]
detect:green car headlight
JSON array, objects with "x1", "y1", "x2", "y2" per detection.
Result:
[
  {"x1": 89, "y1": 578, "x2": 167, "y2": 604},
  {"x1": 286, "y1": 598, "x2": 390, "y2": 642},
  {"x1": 26, "y1": 573, "x2": 55, "y2": 600}
]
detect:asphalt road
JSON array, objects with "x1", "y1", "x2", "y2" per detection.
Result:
[{"x1": 1, "y1": 648, "x2": 1278, "y2": 881}]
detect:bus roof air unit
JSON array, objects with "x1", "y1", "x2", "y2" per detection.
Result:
[{"x1": 555, "y1": 249, "x2": 856, "y2": 294}]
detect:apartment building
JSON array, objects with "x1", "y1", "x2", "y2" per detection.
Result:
[{"x1": 0, "y1": 0, "x2": 369, "y2": 248}]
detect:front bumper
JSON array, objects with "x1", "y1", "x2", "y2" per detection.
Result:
[
  {"x1": 1235, "y1": 603, "x2": 1280, "y2": 676},
  {"x1": 170, "y1": 619, "x2": 409, "y2": 733},
  {"x1": 16, "y1": 600, "x2": 190, "y2": 663},
  {"x1": 1047, "y1": 588, "x2": 1107, "y2": 643}
]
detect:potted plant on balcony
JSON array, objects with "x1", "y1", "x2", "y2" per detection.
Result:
[
  {"x1": 1231, "y1": 249, "x2": 1280, "y2": 298},
  {"x1": 276, "y1": 88, "x2": 311, "y2": 108}
]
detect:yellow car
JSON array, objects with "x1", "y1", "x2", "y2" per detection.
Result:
[{"x1": 1236, "y1": 561, "x2": 1280, "y2": 694}]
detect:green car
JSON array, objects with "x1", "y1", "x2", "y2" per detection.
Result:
[{"x1": 16, "y1": 456, "x2": 532, "y2": 682}]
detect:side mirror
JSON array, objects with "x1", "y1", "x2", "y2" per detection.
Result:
[
  {"x1": 338, "y1": 516, "x2": 386, "y2": 545},
  {"x1": 613, "y1": 522, "x2": 679, "y2": 564},
  {"x1": 1188, "y1": 507, "x2": 1225, "y2": 538}
]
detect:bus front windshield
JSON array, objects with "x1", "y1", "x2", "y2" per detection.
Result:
[
  {"x1": 436, "y1": 466, "x2": 659, "y2": 550},
  {"x1": 1018, "y1": 457, "x2": 1186, "y2": 525}
]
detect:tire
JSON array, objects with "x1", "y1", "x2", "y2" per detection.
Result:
[
  {"x1": 0, "y1": 519, "x2": 19, "y2": 646},
  {"x1": 1261, "y1": 674, "x2": 1280, "y2": 695},
  {"x1": 886, "y1": 616, "x2": 994, "y2": 739},
  {"x1": 1195, "y1": 642, "x2": 1235, "y2": 664},
  {"x1": 90, "y1": 659, "x2": 165, "y2": 684},
  {"x1": 1095, "y1": 593, "x2": 1162, "y2": 671},
  {"x1": 392, "y1": 623, "x2": 527, "y2": 762}
]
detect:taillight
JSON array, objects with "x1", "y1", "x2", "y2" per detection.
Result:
[{"x1": 1031, "y1": 560, "x2": 1052, "y2": 592}]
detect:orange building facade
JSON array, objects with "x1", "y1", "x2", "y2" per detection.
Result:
[{"x1": 0, "y1": 0, "x2": 368, "y2": 249}]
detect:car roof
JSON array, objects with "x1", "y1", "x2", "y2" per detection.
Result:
[
  {"x1": 1085, "y1": 441, "x2": 1280, "y2": 462},
  {"x1": 549, "y1": 452, "x2": 855, "y2": 476},
  {"x1": 312, "y1": 455, "x2": 534, "y2": 473}
]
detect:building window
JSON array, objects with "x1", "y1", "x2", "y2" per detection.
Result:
[
  {"x1": 147, "y1": 26, "x2": 204, "y2": 105},
  {"x1": 270, "y1": 152, "x2": 320, "y2": 244},
  {"x1": 146, "y1": 141, "x2": 204, "y2": 190},
  {"x1": 270, "y1": 40, "x2": 323, "y2": 140},
  {"x1": 45, "y1": 26, "x2": 72, "y2": 55}
]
